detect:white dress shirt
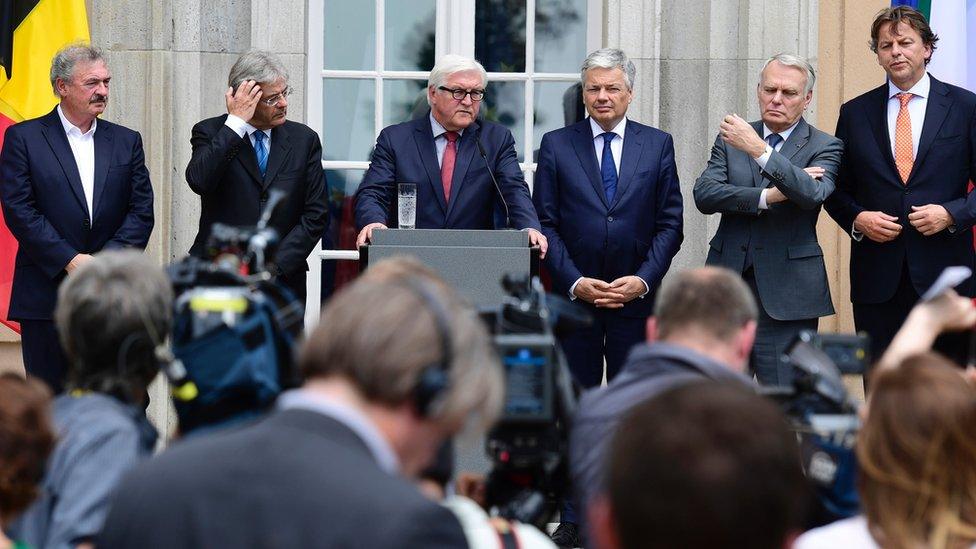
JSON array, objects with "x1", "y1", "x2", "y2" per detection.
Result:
[
  {"x1": 887, "y1": 72, "x2": 929, "y2": 159},
  {"x1": 569, "y1": 117, "x2": 648, "y2": 300},
  {"x1": 756, "y1": 120, "x2": 799, "y2": 210},
  {"x1": 225, "y1": 114, "x2": 272, "y2": 151},
  {"x1": 430, "y1": 114, "x2": 465, "y2": 168},
  {"x1": 56, "y1": 105, "x2": 96, "y2": 219}
]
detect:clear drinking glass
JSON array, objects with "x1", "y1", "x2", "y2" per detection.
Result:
[{"x1": 397, "y1": 182, "x2": 417, "y2": 229}]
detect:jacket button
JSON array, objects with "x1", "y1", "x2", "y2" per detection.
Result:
[
  {"x1": 740, "y1": 245, "x2": 747, "y2": 251},
  {"x1": 607, "y1": 216, "x2": 614, "y2": 222},
  {"x1": 260, "y1": 192, "x2": 269, "y2": 201},
  {"x1": 83, "y1": 219, "x2": 91, "y2": 229}
]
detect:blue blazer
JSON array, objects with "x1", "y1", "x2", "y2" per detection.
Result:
[
  {"x1": 533, "y1": 118, "x2": 683, "y2": 318},
  {"x1": 0, "y1": 108, "x2": 154, "y2": 319},
  {"x1": 824, "y1": 75, "x2": 976, "y2": 302},
  {"x1": 354, "y1": 114, "x2": 540, "y2": 231}
]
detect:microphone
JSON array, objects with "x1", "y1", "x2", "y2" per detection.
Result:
[{"x1": 476, "y1": 131, "x2": 511, "y2": 229}]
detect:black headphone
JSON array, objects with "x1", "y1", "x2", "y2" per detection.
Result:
[{"x1": 399, "y1": 277, "x2": 454, "y2": 418}]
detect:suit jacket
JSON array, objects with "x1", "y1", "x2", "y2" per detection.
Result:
[
  {"x1": 532, "y1": 118, "x2": 683, "y2": 318},
  {"x1": 354, "y1": 114, "x2": 541, "y2": 231},
  {"x1": 694, "y1": 118, "x2": 842, "y2": 321},
  {"x1": 824, "y1": 75, "x2": 976, "y2": 303},
  {"x1": 97, "y1": 408, "x2": 468, "y2": 549},
  {"x1": 185, "y1": 115, "x2": 327, "y2": 280},
  {"x1": 0, "y1": 108, "x2": 154, "y2": 320}
]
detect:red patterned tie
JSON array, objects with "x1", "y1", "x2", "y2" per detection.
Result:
[{"x1": 441, "y1": 131, "x2": 459, "y2": 201}]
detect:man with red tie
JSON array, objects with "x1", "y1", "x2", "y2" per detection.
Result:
[
  {"x1": 825, "y1": 6, "x2": 976, "y2": 361},
  {"x1": 354, "y1": 54, "x2": 546, "y2": 255}
]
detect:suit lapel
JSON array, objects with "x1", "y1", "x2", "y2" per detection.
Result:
[
  {"x1": 263, "y1": 124, "x2": 293, "y2": 190},
  {"x1": 864, "y1": 84, "x2": 901, "y2": 186},
  {"x1": 445, "y1": 120, "x2": 478, "y2": 221},
  {"x1": 413, "y1": 116, "x2": 448, "y2": 214},
  {"x1": 91, "y1": 120, "x2": 112, "y2": 219},
  {"x1": 40, "y1": 109, "x2": 90, "y2": 218},
  {"x1": 238, "y1": 133, "x2": 264, "y2": 186},
  {"x1": 571, "y1": 119, "x2": 608, "y2": 209},
  {"x1": 611, "y1": 120, "x2": 643, "y2": 210},
  {"x1": 749, "y1": 121, "x2": 764, "y2": 187},
  {"x1": 780, "y1": 118, "x2": 810, "y2": 162},
  {"x1": 910, "y1": 75, "x2": 951, "y2": 185}
]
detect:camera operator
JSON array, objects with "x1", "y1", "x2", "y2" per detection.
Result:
[
  {"x1": 8, "y1": 250, "x2": 170, "y2": 549},
  {"x1": 588, "y1": 382, "x2": 807, "y2": 549},
  {"x1": 98, "y1": 257, "x2": 504, "y2": 548},
  {"x1": 566, "y1": 266, "x2": 757, "y2": 547},
  {"x1": 0, "y1": 375, "x2": 55, "y2": 549},
  {"x1": 795, "y1": 353, "x2": 976, "y2": 548}
]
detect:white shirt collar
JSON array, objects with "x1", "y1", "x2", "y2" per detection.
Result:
[
  {"x1": 430, "y1": 113, "x2": 464, "y2": 139},
  {"x1": 762, "y1": 119, "x2": 800, "y2": 143},
  {"x1": 56, "y1": 104, "x2": 96, "y2": 137},
  {"x1": 589, "y1": 117, "x2": 627, "y2": 140},
  {"x1": 246, "y1": 122, "x2": 270, "y2": 140},
  {"x1": 277, "y1": 389, "x2": 400, "y2": 474},
  {"x1": 888, "y1": 72, "x2": 930, "y2": 99}
]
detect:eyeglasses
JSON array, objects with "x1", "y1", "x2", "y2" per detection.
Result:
[
  {"x1": 438, "y1": 86, "x2": 485, "y2": 102},
  {"x1": 261, "y1": 86, "x2": 293, "y2": 107}
]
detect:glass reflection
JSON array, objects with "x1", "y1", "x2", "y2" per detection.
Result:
[
  {"x1": 323, "y1": 79, "x2": 375, "y2": 162},
  {"x1": 475, "y1": 0, "x2": 527, "y2": 72},
  {"x1": 385, "y1": 0, "x2": 436, "y2": 71},
  {"x1": 482, "y1": 81, "x2": 525, "y2": 161},
  {"x1": 533, "y1": 81, "x2": 584, "y2": 160},
  {"x1": 535, "y1": 0, "x2": 587, "y2": 73},
  {"x1": 321, "y1": 169, "x2": 366, "y2": 300},
  {"x1": 384, "y1": 79, "x2": 429, "y2": 126},
  {"x1": 324, "y1": 1, "x2": 375, "y2": 70}
]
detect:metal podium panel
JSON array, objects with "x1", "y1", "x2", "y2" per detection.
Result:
[{"x1": 370, "y1": 228, "x2": 528, "y2": 247}]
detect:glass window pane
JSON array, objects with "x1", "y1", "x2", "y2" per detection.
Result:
[
  {"x1": 483, "y1": 81, "x2": 525, "y2": 162},
  {"x1": 475, "y1": 0, "x2": 527, "y2": 72},
  {"x1": 385, "y1": 0, "x2": 436, "y2": 71},
  {"x1": 533, "y1": 80, "x2": 583, "y2": 160},
  {"x1": 324, "y1": 0, "x2": 375, "y2": 70},
  {"x1": 535, "y1": 0, "x2": 588, "y2": 73},
  {"x1": 384, "y1": 79, "x2": 429, "y2": 126},
  {"x1": 323, "y1": 79, "x2": 375, "y2": 162},
  {"x1": 321, "y1": 169, "x2": 365, "y2": 300}
]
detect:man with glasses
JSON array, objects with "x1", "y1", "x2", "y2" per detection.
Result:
[
  {"x1": 186, "y1": 49, "x2": 327, "y2": 303},
  {"x1": 354, "y1": 54, "x2": 547, "y2": 255}
]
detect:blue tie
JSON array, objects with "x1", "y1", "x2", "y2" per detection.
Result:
[
  {"x1": 766, "y1": 133, "x2": 783, "y2": 150},
  {"x1": 600, "y1": 132, "x2": 618, "y2": 204},
  {"x1": 253, "y1": 131, "x2": 268, "y2": 177}
]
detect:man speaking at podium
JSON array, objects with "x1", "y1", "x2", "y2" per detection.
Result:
[{"x1": 354, "y1": 54, "x2": 546, "y2": 256}]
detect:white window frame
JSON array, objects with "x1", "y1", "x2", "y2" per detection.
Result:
[{"x1": 305, "y1": 0, "x2": 602, "y2": 327}]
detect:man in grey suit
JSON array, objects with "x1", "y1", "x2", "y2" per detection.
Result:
[{"x1": 694, "y1": 54, "x2": 843, "y2": 386}]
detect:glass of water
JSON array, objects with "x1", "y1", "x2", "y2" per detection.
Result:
[{"x1": 397, "y1": 182, "x2": 417, "y2": 229}]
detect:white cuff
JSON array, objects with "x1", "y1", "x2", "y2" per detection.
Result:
[
  {"x1": 754, "y1": 144, "x2": 773, "y2": 169},
  {"x1": 637, "y1": 277, "x2": 649, "y2": 298},
  {"x1": 758, "y1": 189, "x2": 769, "y2": 210},
  {"x1": 224, "y1": 114, "x2": 249, "y2": 138},
  {"x1": 851, "y1": 224, "x2": 864, "y2": 242},
  {"x1": 569, "y1": 277, "x2": 583, "y2": 300}
]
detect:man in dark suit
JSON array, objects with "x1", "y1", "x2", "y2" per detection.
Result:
[
  {"x1": 354, "y1": 54, "x2": 547, "y2": 254},
  {"x1": 186, "y1": 50, "x2": 327, "y2": 303},
  {"x1": 824, "y1": 6, "x2": 976, "y2": 361},
  {"x1": 98, "y1": 257, "x2": 502, "y2": 548},
  {"x1": 533, "y1": 48, "x2": 683, "y2": 390},
  {"x1": 694, "y1": 54, "x2": 842, "y2": 386},
  {"x1": 0, "y1": 45, "x2": 153, "y2": 392}
]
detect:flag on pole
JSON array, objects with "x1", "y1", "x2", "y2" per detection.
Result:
[{"x1": 0, "y1": 1, "x2": 91, "y2": 333}]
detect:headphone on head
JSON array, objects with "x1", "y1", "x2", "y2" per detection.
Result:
[{"x1": 398, "y1": 277, "x2": 454, "y2": 418}]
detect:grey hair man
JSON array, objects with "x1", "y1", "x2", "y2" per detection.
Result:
[
  {"x1": 8, "y1": 250, "x2": 169, "y2": 549},
  {"x1": 99, "y1": 256, "x2": 503, "y2": 548},
  {"x1": 185, "y1": 49, "x2": 327, "y2": 305},
  {"x1": 0, "y1": 44, "x2": 154, "y2": 393},
  {"x1": 354, "y1": 54, "x2": 547, "y2": 254},
  {"x1": 567, "y1": 266, "x2": 758, "y2": 547},
  {"x1": 693, "y1": 52, "x2": 842, "y2": 387}
]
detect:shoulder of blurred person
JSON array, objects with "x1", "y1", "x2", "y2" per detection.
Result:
[
  {"x1": 794, "y1": 516, "x2": 879, "y2": 549},
  {"x1": 442, "y1": 496, "x2": 557, "y2": 549}
]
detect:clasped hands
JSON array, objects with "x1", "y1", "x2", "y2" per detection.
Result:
[
  {"x1": 718, "y1": 114, "x2": 824, "y2": 206},
  {"x1": 854, "y1": 204, "x2": 953, "y2": 243},
  {"x1": 573, "y1": 276, "x2": 644, "y2": 308}
]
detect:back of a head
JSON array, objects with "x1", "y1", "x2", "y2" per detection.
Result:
[
  {"x1": 605, "y1": 382, "x2": 805, "y2": 549},
  {"x1": 55, "y1": 250, "x2": 173, "y2": 400},
  {"x1": 858, "y1": 353, "x2": 976, "y2": 548},
  {"x1": 300, "y1": 256, "x2": 503, "y2": 427},
  {"x1": 0, "y1": 374, "x2": 55, "y2": 522},
  {"x1": 654, "y1": 267, "x2": 757, "y2": 342}
]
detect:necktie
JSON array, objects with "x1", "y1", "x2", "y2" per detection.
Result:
[
  {"x1": 766, "y1": 133, "x2": 783, "y2": 150},
  {"x1": 253, "y1": 131, "x2": 268, "y2": 178},
  {"x1": 600, "y1": 132, "x2": 618, "y2": 204},
  {"x1": 894, "y1": 92, "x2": 914, "y2": 184},
  {"x1": 441, "y1": 131, "x2": 458, "y2": 201}
]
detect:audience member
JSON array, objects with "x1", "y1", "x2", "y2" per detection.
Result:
[
  {"x1": 98, "y1": 257, "x2": 503, "y2": 548},
  {"x1": 7, "y1": 250, "x2": 170, "y2": 549},
  {"x1": 0, "y1": 375, "x2": 55, "y2": 549},
  {"x1": 795, "y1": 353, "x2": 976, "y2": 548},
  {"x1": 568, "y1": 266, "x2": 757, "y2": 546},
  {"x1": 876, "y1": 287, "x2": 976, "y2": 371},
  {"x1": 589, "y1": 382, "x2": 807, "y2": 549}
]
